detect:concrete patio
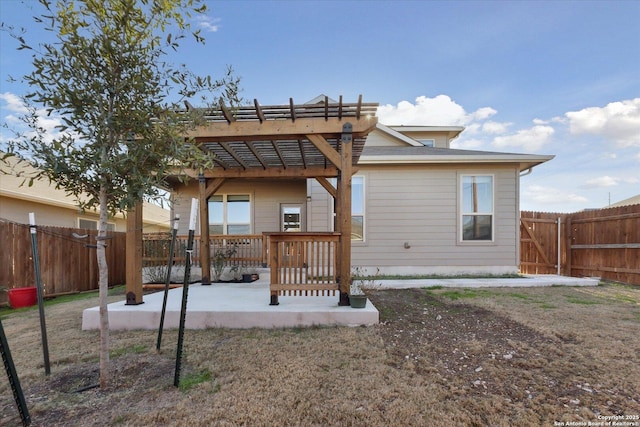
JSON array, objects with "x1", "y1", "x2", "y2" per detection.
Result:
[{"x1": 81, "y1": 273, "x2": 598, "y2": 331}]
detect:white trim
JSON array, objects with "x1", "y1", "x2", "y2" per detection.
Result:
[
  {"x1": 208, "y1": 193, "x2": 252, "y2": 234},
  {"x1": 359, "y1": 153, "x2": 554, "y2": 165}
]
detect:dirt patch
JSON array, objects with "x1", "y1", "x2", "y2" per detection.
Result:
[{"x1": 1, "y1": 283, "x2": 639, "y2": 426}]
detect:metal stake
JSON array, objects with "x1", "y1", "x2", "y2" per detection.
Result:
[
  {"x1": 157, "y1": 214, "x2": 180, "y2": 351},
  {"x1": 174, "y1": 199, "x2": 198, "y2": 387},
  {"x1": 0, "y1": 318, "x2": 31, "y2": 426},
  {"x1": 29, "y1": 213, "x2": 50, "y2": 375}
]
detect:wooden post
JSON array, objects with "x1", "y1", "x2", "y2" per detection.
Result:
[
  {"x1": 199, "y1": 174, "x2": 211, "y2": 285},
  {"x1": 338, "y1": 123, "x2": 353, "y2": 306},
  {"x1": 125, "y1": 201, "x2": 143, "y2": 305},
  {"x1": 564, "y1": 215, "x2": 572, "y2": 277}
]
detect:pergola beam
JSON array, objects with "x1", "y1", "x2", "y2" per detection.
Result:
[
  {"x1": 188, "y1": 117, "x2": 377, "y2": 141},
  {"x1": 246, "y1": 141, "x2": 268, "y2": 169},
  {"x1": 306, "y1": 134, "x2": 341, "y2": 168},
  {"x1": 315, "y1": 176, "x2": 337, "y2": 198},
  {"x1": 220, "y1": 142, "x2": 248, "y2": 170}
]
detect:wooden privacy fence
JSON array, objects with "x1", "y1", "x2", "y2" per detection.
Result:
[
  {"x1": 520, "y1": 204, "x2": 640, "y2": 285},
  {"x1": 0, "y1": 221, "x2": 126, "y2": 304}
]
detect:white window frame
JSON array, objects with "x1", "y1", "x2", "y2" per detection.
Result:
[
  {"x1": 208, "y1": 194, "x2": 252, "y2": 235},
  {"x1": 351, "y1": 175, "x2": 365, "y2": 242},
  {"x1": 459, "y1": 174, "x2": 494, "y2": 243},
  {"x1": 328, "y1": 175, "x2": 366, "y2": 242},
  {"x1": 418, "y1": 138, "x2": 435, "y2": 147}
]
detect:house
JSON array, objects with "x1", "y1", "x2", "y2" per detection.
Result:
[
  {"x1": 608, "y1": 194, "x2": 640, "y2": 208},
  {"x1": 169, "y1": 96, "x2": 553, "y2": 280},
  {"x1": 0, "y1": 156, "x2": 170, "y2": 231}
]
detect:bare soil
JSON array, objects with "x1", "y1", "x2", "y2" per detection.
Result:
[{"x1": 1, "y1": 282, "x2": 639, "y2": 426}]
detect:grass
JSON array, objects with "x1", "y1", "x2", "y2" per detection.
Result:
[
  {"x1": 424, "y1": 288, "x2": 528, "y2": 301},
  {"x1": 110, "y1": 344, "x2": 148, "y2": 358},
  {"x1": 178, "y1": 369, "x2": 212, "y2": 392},
  {"x1": 0, "y1": 285, "x2": 126, "y2": 318},
  {"x1": 564, "y1": 295, "x2": 601, "y2": 305},
  {"x1": 1, "y1": 282, "x2": 638, "y2": 426}
]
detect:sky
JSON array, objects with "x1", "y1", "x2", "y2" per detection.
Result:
[{"x1": 0, "y1": 0, "x2": 639, "y2": 213}]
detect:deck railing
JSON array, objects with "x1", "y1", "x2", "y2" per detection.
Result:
[
  {"x1": 143, "y1": 234, "x2": 264, "y2": 269},
  {"x1": 267, "y1": 232, "x2": 340, "y2": 305}
]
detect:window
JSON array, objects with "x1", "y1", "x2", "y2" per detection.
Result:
[
  {"x1": 418, "y1": 139, "x2": 435, "y2": 147},
  {"x1": 78, "y1": 218, "x2": 115, "y2": 231},
  {"x1": 328, "y1": 176, "x2": 365, "y2": 241},
  {"x1": 352, "y1": 176, "x2": 364, "y2": 241},
  {"x1": 209, "y1": 194, "x2": 251, "y2": 235},
  {"x1": 460, "y1": 175, "x2": 493, "y2": 241}
]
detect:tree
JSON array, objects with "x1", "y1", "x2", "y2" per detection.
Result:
[{"x1": 2, "y1": 0, "x2": 240, "y2": 388}]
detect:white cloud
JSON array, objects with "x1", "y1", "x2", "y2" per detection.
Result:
[
  {"x1": 523, "y1": 185, "x2": 588, "y2": 205},
  {"x1": 583, "y1": 176, "x2": 618, "y2": 188},
  {"x1": 452, "y1": 138, "x2": 485, "y2": 149},
  {"x1": 194, "y1": 16, "x2": 221, "y2": 33},
  {"x1": 492, "y1": 125, "x2": 554, "y2": 152},
  {"x1": 482, "y1": 120, "x2": 511, "y2": 134},
  {"x1": 0, "y1": 92, "x2": 28, "y2": 114},
  {"x1": 564, "y1": 98, "x2": 640, "y2": 148},
  {"x1": 1, "y1": 92, "x2": 67, "y2": 145},
  {"x1": 377, "y1": 94, "x2": 497, "y2": 126}
]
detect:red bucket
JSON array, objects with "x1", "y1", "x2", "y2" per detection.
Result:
[{"x1": 8, "y1": 287, "x2": 38, "y2": 309}]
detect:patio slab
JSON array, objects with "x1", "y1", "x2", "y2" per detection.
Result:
[
  {"x1": 82, "y1": 280, "x2": 379, "y2": 331},
  {"x1": 81, "y1": 274, "x2": 598, "y2": 331}
]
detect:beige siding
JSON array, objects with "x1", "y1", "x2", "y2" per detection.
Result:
[
  {"x1": 396, "y1": 130, "x2": 452, "y2": 148},
  {"x1": 308, "y1": 164, "x2": 520, "y2": 275},
  {"x1": 0, "y1": 158, "x2": 169, "y2": 231},
  {"x1": 1, "y1": 196, "x2": 87, "y2": 228},
  {"x1": 172, "y1": 179, "x2": 306, "y2": 235},
  {"x1": 364, "y1": 130, "x2": 409, "y2": 147}
]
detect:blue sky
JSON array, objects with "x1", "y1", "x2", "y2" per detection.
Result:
[{"x1": 1, "y1": 0, "x2": 639, "y2": 212}]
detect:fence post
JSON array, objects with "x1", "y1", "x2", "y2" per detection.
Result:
[{"x1": 564, "y1": 215, "x2": 572, "y2": 277}]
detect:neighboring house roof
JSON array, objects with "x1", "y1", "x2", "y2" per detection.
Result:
[
  {"x1": 608, "y1": 194, "x2": 640, "y2": 208},
  {"x1": 0, "y1": 156, "x2": 170, "y2": 226}
]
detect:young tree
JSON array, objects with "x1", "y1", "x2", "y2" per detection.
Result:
[{"x1": 2, "y1": 0, "x2": 240, "y2": 388}]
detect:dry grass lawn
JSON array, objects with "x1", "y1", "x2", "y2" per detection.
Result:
[{"x1": 1, "y1": 282, "x2": 639, "y2": 426}]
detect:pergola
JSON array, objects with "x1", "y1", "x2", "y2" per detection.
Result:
[{"x1": 126, "y1": 96, "x2": 378, "y2": 306}]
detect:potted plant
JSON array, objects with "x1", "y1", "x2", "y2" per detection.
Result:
[
  {"x1": 349, "y1": 282, "x2": 368, "y2": 308},
  {"x1": 349, "y1": 267, "x2": 381, "y2": 308},
  {"x1": 238, "y1": 265, "x2": 251, "y2": 282}
]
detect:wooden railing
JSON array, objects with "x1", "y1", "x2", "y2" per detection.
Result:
[
  {"x1": 143, "y1": 234, "x2": 264, "y2": 269},
  {"x1": 267, "y1": 232, "x2": 340, "y2": 305}
]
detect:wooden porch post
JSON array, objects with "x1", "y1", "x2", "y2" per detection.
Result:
[
  {"x1": 338, "y1": 122, "x2": 353, "y2": 306},
  {"x1": 199, "y1": 174, "x2": 211, "y2": 285},
  {"x1": 125, "y1": 201, "x2": 143, "y2": 305}
]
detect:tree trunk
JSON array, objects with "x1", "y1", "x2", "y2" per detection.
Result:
[{"x1": 97, "y1": 185, "x2": 110, "y2": 388}]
